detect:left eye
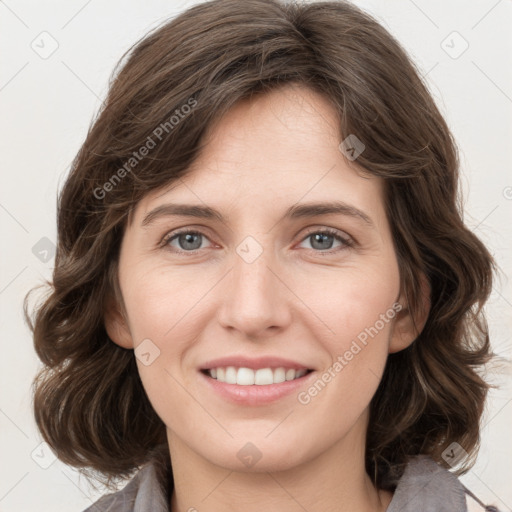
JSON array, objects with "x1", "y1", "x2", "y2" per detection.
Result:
[
  {"x1": 298, "y1": 230, "x2": 351, "y2": 252},
  {"x1": 162, "y1": 229, "x2": 351, "y2": 254}
]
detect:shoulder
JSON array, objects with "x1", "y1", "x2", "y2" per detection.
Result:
[
  {"x1": 81, "y1": 462, "x2": 169, "y2": 512},
  {"x1": 386, "y1": 455, "x2": 502, "y2": 512}
]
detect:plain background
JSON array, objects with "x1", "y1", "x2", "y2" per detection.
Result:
[{"x1": 1, "y1": 0, "x2": 511, "y2": 511}]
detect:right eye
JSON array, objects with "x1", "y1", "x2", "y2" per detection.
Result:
[{"x1": 162, "y1": 229, "x2": 214, "y2": 254}]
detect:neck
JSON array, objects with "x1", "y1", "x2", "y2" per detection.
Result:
[{"x1": 167, "y1": 416, "x2": 393, "y2": 512}]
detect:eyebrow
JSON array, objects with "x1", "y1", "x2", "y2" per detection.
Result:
[{"x1": 141, "y1": 200, "x2": 374, "y2": 228}]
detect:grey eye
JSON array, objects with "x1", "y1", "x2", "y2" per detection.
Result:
[{"x1": 167, "y1": 231, "x2": 209, "y2": 251}]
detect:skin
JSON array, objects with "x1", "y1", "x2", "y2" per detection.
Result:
[{"x1": 106, "y1": 83, "x2": 429, "y2": 512}]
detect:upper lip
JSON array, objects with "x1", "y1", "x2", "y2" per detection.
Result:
[{"x1": 200, "y1": 356, "x2": 313, "y2": 371}]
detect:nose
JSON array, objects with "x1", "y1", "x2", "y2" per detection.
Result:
[{"x1": 216, "y1": 239, "x2": 292, "y2": 339}]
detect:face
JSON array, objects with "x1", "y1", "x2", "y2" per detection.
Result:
[{"x1": 106, "y1": 84, "x2": 419, "y2": 473}]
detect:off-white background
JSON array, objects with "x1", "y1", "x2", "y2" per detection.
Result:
[{"x1": 1, "y1": 1, "x2": 511, "y2": 511}]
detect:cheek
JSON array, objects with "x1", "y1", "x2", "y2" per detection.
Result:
[
  {"x1": 119, "y1": 265, "x2": 211, "y2": 408},
  {"x1": 296, "y1": 270, "x2": 397, "y2": 424},
  {"x1": 121, "y1": 267, "x2": 195, "y2": 418},
  {"x1": 306, "y1": 262, "x2": 399, "y2": 350},
  {"x1": 121, "y1": 264, "x2": 209, "y2": 342},
  {"x1": 301, "y1": 262, "x2": 399, "y2": 414}
]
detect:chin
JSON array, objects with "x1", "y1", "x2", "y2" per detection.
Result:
[{"x1": 203, "y1": 438, "x2": 310, "y2": 473}]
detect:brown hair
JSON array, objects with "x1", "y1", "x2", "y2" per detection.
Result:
[{"x1": 25, "y1": 0, "x2": 497, "y2": 493}]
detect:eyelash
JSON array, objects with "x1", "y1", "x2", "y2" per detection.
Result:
[{"x1": 160, "y1": 227, "x2": 354, "y2": 256}]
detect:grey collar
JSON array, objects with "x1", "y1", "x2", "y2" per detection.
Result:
[
  {"x1": 84, "y1": 454, "x2": 501, "y2": 512},
  {"x1": 385, "y1": 454, "x2": 467, "y2": 512}
]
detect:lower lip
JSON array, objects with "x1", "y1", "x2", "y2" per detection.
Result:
[{"x1": 199, "y1": 370, "x2": 315, "y2": 405}]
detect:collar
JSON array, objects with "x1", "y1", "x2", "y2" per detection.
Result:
[{"x1": 85, "y1": 454, "x2": 496, "y2": 512}]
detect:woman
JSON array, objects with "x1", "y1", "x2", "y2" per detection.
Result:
[{"x1": 25, "y1": 0, "x2": 502, "y2": 510}]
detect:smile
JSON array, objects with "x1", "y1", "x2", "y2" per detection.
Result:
[
  {"x1": 202, "y1": 367, "x2": 313, "y2": 385},
  {"x1": 199, "y1": 366, "x2": 316, "y2": 405}
]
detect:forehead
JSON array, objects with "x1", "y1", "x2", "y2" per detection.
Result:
[{"x1": 131, "y1": 84, "x2": 385, "y2": 228}]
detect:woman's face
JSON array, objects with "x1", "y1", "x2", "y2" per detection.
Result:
[{"x1": 107, "y1": 84, "x2": 416, "y2": 472}]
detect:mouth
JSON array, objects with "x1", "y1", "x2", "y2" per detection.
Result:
[
  {"x1": 200, "y1": 367, "x2": 314, "y2": 386},
  {"x1": 199, "y1": 365, "x2": 316, "y2": 405}
]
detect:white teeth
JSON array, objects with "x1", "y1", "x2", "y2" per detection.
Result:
[
  {"x1": 255, "y1": 368, "x2": 273, "y2": 385},
  {"x1": 237, "y1": 367, "x2": 255, "y2": 385},
  {"x1": 225, "y1": 366, "x2": 237, "y2": 383},
  {"x1": 273, "y1": 367, "x2": 286, "y2": 383},
  {"x1": 207, "y1": 366, "x2": 309, "y2": 385}
]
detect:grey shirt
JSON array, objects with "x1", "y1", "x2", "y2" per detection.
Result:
[{"x1": 83, "y1": 454, "x2": 501, "y2": 512}]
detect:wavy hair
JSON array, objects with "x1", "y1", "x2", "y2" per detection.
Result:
[{"x1": 25, "y1": 0, "x2": 497, "y2": 493}]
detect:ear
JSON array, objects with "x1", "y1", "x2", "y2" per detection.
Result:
[
  {"x1": 389, "y1": 272, "x2": 431, "y2": 354},
  {"x1": 104, "y1": 294, "x2": 134, "y2": 349}
]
